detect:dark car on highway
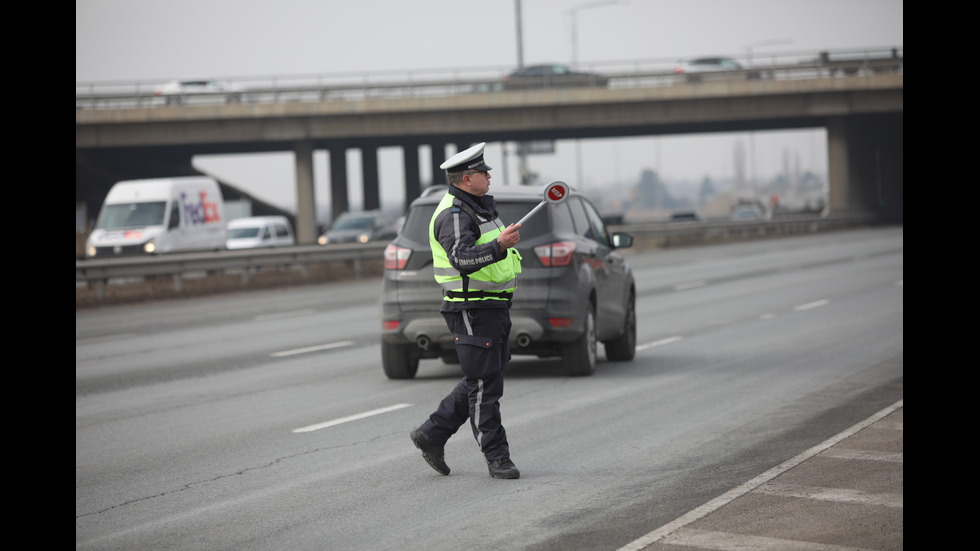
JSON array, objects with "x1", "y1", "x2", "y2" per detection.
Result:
[
  {"x1": 318, "y1": 210, "x2": 397, "y2": 245},
  {"x1": 669, "y1": 210, "x2": 702, "y2": 222},
  {"x1": 502, "y1": 64, "x2": 609, "y2": 90},
  {"x1": 380, "y1": 184, "x2": 636, "y2": 379}
]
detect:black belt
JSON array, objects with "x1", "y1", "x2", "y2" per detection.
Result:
[{"x1": 443, "y1": 290, "x2": 513, "y2": 300}]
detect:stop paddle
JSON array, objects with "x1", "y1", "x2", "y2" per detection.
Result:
[{"x1": 515, "y1": 181, "x2": 569, "y2": 227}]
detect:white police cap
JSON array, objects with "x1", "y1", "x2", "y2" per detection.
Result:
[{"x1": 440, "y1": 142, "x2": 493, "y2": 173}]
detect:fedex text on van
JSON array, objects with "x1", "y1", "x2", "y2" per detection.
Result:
[{"x1": 181, "y1": 191, "x2": 222, "y2": 225}]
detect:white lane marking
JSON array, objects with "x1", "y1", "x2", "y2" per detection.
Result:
[
  {"x1": 292, "y1": 403, "x2": 412, "y2": 433},
  {"x1": 820, "y1": 449, "x2": 903, "y2": 463},
  {"x1": 794, "y1": 299, "x2": 829, "y2": 311},
  {"x1": 76, "y1": 333, "x2": 137, "y2": 344},
  {"x1": 616, "y1": 399, "x2": 903, "y2": 551},
  {"x1": 637, "y1": 336, "x2": 682, "y2": 352},
  {"x1": 254, "y1": 309, "x2": 316, "y2": 321},
  {"x1": 659, "y1": 528, "x2": 870, "y2": 551},
  {"x1": 673, "y1": 280, "x2": 706, "y2": 291},
  {"x1": 270, "y1": 340, "x2": 354, "y2": 358},
  {"x1": 755, "y1": 482, "x2": 903, "y2": 508}
]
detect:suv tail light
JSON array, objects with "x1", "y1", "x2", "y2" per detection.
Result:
[
  {"x1": 384, "y1": 243, "x2": 411, "y2": 270},
  {"x1": 533, "y1": 241, "x2": 576, "y2": 267}
]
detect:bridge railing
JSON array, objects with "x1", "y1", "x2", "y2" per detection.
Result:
[{"x1": 76, "y1": 47, "x2": 901, "y2": 111}]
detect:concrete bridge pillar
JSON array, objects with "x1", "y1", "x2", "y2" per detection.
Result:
[
  {"x1": 362, "y1": 146, "x2": 380, "y2": 211},
  {"x1": 293, "y1": 140, "x2": 317, "y2": 244},
  {"x1": 827, "y1": 118, "x2": 853, "y2": 212},
  {"x1": 430, "y1": 141, "x2": 449, "y2": 188},
  {"x1": 328, "y1": 142, "x2": 349, "y2": 223},
  {"x1": 827, "y1": 114, "x2": 903, "y2": 221},
  {"x1": 402, "y1": 142, "x2": 422, "y2": 210}
]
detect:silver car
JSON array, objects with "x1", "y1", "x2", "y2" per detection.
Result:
[
  {"x1": 154, "y1": 79, "x2": 243, "y2": 105},
  {"x1": 380, "y1": 185, "x2": 636, "y2": 379},
  {"x1": 674, "y1": 57, "x2": 750, "y2": 82}
]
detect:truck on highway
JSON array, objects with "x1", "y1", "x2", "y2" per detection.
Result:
[{"x1": 85, "y1": 176, "x2": 227, "y2": 258}]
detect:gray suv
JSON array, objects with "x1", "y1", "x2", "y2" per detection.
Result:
[{"x1": 380, "y1": 184, "x2": 636, "y2": 379}]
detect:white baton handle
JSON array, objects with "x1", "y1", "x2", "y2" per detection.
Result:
[{"x1": 516, "y1": 201, "x2": 547, "y2": 226}]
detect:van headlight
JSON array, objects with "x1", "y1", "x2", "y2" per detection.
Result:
[
  {"x1": 86, "y1": 245, "x2": 97, "y2": 257},
  {"x1": 143, "y1": 241, "x2": 156, "y2": 254},
  {"x1": 358, "y1": 234, "x2": 370, "y2": 243}
]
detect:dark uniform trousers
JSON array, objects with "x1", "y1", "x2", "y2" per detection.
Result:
[{"x1": 419, "y1": 307, "x2": 512, "y2": 461}]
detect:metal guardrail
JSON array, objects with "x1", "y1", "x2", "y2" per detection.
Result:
[
  {"x1": 621, "y1": 211, "x2": 878, "y2": 249},
  {"x1": 75, "y1": 47, "x2": 902, "y2": 111},
  {"x1": 76, "y1": 212, "x2": 879, "y2": 302},
  {"x1": 76, "y1": 242, "x2": 388, "y2": 300}
]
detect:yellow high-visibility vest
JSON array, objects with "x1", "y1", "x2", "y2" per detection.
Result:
[{"x1": 429, "y1": 192, "x2": 522, "y2": 303}]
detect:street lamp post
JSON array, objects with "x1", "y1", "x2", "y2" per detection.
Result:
[
  {"x1": 743, "y1": 38, "x2": 791, "y2": 193},
  {"x1": 567, "y1": 0, "x2": 627, "y2": 69},
  {"x1": 514, "y1": 0, "x2": 524, "y2": 70},
  {"x1": 566, "y1": 0, "x2": 627, "y2": 190}
]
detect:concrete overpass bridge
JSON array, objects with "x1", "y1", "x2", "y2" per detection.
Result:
[{"x1": 76, "y1": 51, "x2": 902, "y2": 244}]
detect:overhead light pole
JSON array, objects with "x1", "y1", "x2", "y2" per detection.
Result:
[
  {"x1": 566, "y1": 0, "x2": 627, "y2": 190},
  {"x1": 515, "y1": 0, "x2": 524, "y2": 70},
  {"x1": 567, "y1": 0, "x2": 627, "y2": 69},
  {"x1": 515, "y1": 0, "x2": 526, "y2": 184},
  {"x1": 743, "y1": 39, "x2": 791, "y2": 192}
]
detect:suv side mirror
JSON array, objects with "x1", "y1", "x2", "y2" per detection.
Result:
[{"x1": 611, "y1": 232, "x2": 633, "y2": 249}]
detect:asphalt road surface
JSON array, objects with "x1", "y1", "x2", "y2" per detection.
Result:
[{"x1": 76, "y1": 226, "x2": 903, "y2": 550}]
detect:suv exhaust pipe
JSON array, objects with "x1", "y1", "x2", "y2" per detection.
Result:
[
  {"x1": 516, "y1": 333, "x2": 532, "y2": 348},
  {"x1": 416, "y1": 335, "x2": 431, "y2": 350}
]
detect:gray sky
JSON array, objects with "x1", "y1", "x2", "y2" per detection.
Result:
[{"x1": 76, "y1": 0, "x2": 903, "y2": 217}]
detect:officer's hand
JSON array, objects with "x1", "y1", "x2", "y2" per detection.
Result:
[{"x1": 498, "y1": 223, "x2": 521, "y2": 251}]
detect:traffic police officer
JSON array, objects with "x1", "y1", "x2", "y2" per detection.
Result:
[{"x1": 410, "y1": 142, "x2": 523, "y2": 479}]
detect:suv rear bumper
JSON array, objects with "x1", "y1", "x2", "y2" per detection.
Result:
[{"x1": 382, "y1": 311, "x2": 585, "y2": 358}]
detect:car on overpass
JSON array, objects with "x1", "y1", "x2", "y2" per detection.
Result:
[
  {"x1": 154, "y1": 79, "x2": 244, "y2": 105},
  {"x1": 674, "y1": 57, "x2": 769, "y2": 82},
  {"x1": 380, "y1": 184, "x2": 636, "y2": 379},
  {"x1": 502, "y1": 64, "x2": 609, "y2": 90}
]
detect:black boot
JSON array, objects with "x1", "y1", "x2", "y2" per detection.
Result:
[
  {"x1": 487, "y1": 458, "x2": 520, "y2": 479},
  {"x1": 410, "y1": 429, "x2": 450, "y2": 475}
]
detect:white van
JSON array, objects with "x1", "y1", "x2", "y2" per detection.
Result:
[
  {"x1": 86, "y1": 176, "x2": 227, "y2": 258},
  {"x1": 225, "y1": 216, "x2": 296, "y2": 249}
]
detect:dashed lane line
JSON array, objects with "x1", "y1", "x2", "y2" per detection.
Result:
[{"x1": 292, "y1": 403, "x2": 412, "y2": 434}]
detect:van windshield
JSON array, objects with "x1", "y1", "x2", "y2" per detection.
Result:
[
  {"x1": 228, "y1": 227, "x2": 261, "y2": 239},
  {"x1": 96, "y1": 202, "x2": 167, "y2": 229}
]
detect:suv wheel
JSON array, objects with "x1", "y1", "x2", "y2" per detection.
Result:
[
  {"x1": 563, "y1": 302, "x2": 597, "y2": 376},
  {"x1": 381, "y1": 340, "x2": 419, "y2": 379},
  {"x1": 604, "y1": 290, "x2": 636, "y2": 361}
]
